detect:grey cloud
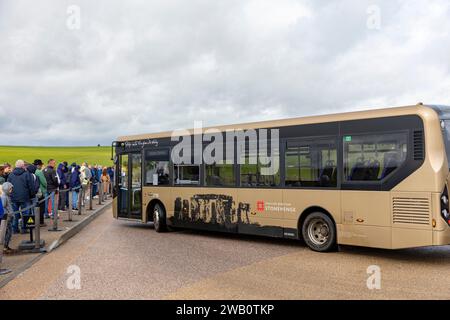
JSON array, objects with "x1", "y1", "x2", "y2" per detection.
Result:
[{"x1": 0, "y1": 0, "x2": 449, "y2": 146}]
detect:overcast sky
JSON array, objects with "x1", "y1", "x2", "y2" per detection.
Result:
[{"x1": 0, "y1": 0, "x2": 449, "y2": 146}]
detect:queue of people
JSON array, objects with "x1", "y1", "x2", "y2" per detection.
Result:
[{"x1": 0, "y1": 159, "x2": 114, "y2": 254}]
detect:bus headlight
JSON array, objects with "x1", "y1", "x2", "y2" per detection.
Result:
[
  {"x1": 442, "y1": 209, "x2": 449, "y2": 219},
  {"x1": 441, "y1": 195, "x2": 448, "y2": 205}
]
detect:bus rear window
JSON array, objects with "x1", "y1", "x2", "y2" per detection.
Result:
[{"x1": 441, "y1": 120, "x2": 450, "y2": 168}]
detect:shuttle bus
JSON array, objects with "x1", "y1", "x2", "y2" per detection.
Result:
[{"x1": 112, "y1": 104, "x2": 450, "y2": 252}]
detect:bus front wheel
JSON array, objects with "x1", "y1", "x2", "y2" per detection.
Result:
[
  {"x1": 153, "y1": 203, "x2": 167, "y2": 233},
  {"x1": 302, "y1": 212, "x2": 337, "y2": 252}
]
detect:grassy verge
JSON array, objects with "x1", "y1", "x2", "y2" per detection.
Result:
[{"x1": 0, "y1": 146, "x2": 113, "y2": 167}]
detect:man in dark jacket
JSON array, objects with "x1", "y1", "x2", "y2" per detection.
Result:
[
  {"x1": 26, "y1": 164, "x2": 41, "y2": 220},
  {"x1": 7, "y1": 160, "x2": 33, "y2": 233},
  {"x1": 43, "y1": 159, "x2": 59, "y2": 219},
  {"x1": 64, "y1": 162, "x2": 71, "y2": 209},
  {"x1": 57, "y1": 163, "x2": 68, "y2": 211},
  {"x1": 33, "y1": 159, "x2": 47, "y2": 226}
]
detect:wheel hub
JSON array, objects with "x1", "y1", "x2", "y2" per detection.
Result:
[{"x1": 307, "y1": 218, "x2": 330, "y2": 246}]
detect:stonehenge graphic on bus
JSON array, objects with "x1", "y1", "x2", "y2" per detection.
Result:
[{"x1": 172, "y1": 194, "x2": 256, "y2": 230}]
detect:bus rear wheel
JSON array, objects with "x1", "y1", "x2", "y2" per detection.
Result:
[
  {"x1": 302, "y1": 212, "x2": 337, "y2": 252},
  {"x1": 153, "y1": 203, "x2": 167, "y2": 233}
]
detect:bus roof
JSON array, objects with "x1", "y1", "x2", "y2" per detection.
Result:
[{"x1": 117, "y1": 104, "x2": 446, "y2": 142}]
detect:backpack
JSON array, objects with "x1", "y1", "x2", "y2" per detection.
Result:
[{"x1": 31, "y1": 173, "x2": 41, "y2": 198}]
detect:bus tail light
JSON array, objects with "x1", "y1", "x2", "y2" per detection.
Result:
[{"x1": 441, "y1": 186, "x2": 450, "y2": 226}]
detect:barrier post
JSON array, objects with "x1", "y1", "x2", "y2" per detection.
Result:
[
  {"x1": 89, "y1": 182, "x2": 93, "y2": 211},
  {"x1": 98, "y1": 182, "x2": 103, "y2": 205},
  {"x1": 49, "y1": 192, "x2": 62, "y2": 232},
  {"x1": 35, "y1": 206, "x2": 40, "y2": 249},
  {"x1": 33, "y1": 206, "x2": 45, "y2": 252},
  {"x1": 0, "y1": 217, "x2": 12, "y2": 275},
  {"x1": 78, "y1": 187, "x2": 83, "y2": 215},
  {"x1": 66, "y1": 189, "x2": 73, "y2": 222}
]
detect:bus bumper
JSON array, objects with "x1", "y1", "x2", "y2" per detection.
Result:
[{"x1": 433, "y1": 228, "x2": 450, "y2": 246}]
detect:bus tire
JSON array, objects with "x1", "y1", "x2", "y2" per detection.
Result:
[
  {"x1": 153, "y1": 203, "x2": 167, "y2": 233},
  {"x1": 302, "y1": 212, "x2": 337, "y2": 252}
]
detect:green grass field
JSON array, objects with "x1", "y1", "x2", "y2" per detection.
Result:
[{"x1": 0, "y1": 146, "x2": 113, "y2": 167}]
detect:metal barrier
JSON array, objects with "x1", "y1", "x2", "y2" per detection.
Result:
[
  {"x1": 0, "y1": 171, "x2": 115, "y2": 259},
  {"x1": 4, "y1": 183, "x2": 87, "y2": 251}
]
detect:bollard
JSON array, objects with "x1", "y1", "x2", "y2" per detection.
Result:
[
  {"x1": 49, "y1": 192, "x2": 62, "y2": 232},
  {"x1": 98, "y1": 182, "x2": 103, "y2": 205},
  {"x1": 78, "y1": 188, "x2": 83, "y2": 215},
  {"x1": 80, "y1": 185, "x2": 85, "y2": 207},
  {"x1": 66, "y1": 190, "x2": 73, "y2": 222},
  {"x1": 35, "y1": 206, "x2": 40, "y2": 249},
  {"x1": 89, "y1": 183, "x2": 93, "y2": 211},
  {"x1": 0, "y1": 217, "x2": 12, "y2": 275},
  {"x1": 33, "y1": 207, "x2": 45, "y2": 252}
]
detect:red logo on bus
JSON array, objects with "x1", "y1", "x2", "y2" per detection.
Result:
[{"x1": 257, "y1": 201, "x2": 265, "y2": 212}]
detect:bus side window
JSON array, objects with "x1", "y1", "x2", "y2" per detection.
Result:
[
  {"x1": 344, "y1": 132, "x2": 407, "y2": 182},
  {"x1": 174, "y1": 165, "x2": 200, "y2": 185},
  {"x1": 284, "y1": 138, "x2": 337, "y2": 188}
]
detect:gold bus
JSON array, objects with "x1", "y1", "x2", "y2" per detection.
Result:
[{"x1": 112, "y1": 104, "x2": 450, "y2": 252}]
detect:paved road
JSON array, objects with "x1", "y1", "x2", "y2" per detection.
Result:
[{"x1": 1, "y1": 207, "x2": 449, "y2": 299}]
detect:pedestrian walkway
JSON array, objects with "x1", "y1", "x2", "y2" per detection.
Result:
[{"x1": 0, "y1": 198, "x2": 112, "y2": 288}]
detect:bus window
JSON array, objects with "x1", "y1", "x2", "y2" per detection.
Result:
[
  {"x1": 145, "y1": 161, "x2": 170, "y2": 185},
  {"x1": 285, "y1": 139, "x2": 337, "y2": 188},
  {"x1": 144, "y1": 149, "x2": 170, "y2": 186},
  {"x1": 239, "y1": 147, "x2": 280, "y2": 187},
  {"x1": 174, "y1": 165, "x2": 200, "y2": 185},
  {"x1": 344, "y1": 132, "x2": 407, "y2": 181},
  {"x1": 205, "y1": 164, "x2": 235, "y2": 186}
]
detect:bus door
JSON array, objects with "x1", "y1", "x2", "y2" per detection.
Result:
[{"x1": 118, "y1": 152, "x2": 142, "y2": 219}]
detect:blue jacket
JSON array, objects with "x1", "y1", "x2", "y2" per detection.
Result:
[
  {"x1": 107, "y1": 167, "x2": 114, "y2": 180},
  {"x1": 0, "y1": 197, "x2": 4, "y2": 219},
  {"x1": 70, "y1": 166, "x2": 81, "y2": 189},
  {"x1": 91, "y1": 168, "x2": 99, "y2": 182},
  {"x1": 7, "y1": 167, "x2": 33, "y2": 203},
  {"x1": 57, "y1": 163, "x2": 68, "y2": 188}
]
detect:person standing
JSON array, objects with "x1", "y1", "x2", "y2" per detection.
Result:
[
  {"x1": 7, "y1": 160, "x2": 33, "y2": 234},
  {"x1": 107, "y1": 166, "x2": 114, "y2": 194},
  {"x1": 33, "y1": 160, "x2": 47, "y2": 226},
  {"x1": 43, "y1": 159, "x2": 59, "y2": 219},
  {"x1": 70, "y1": 165, "x2": 81, "y2": 210},
  {"x1": 1, "y1": 163, "x2": 12, "y2": 182},
  {"x1": 0, "y1": 166, "x2": 6, "y2": 185},
  {"x1": 63, "y1": 162, "x2": 70, "y2": 209},
  {"x1": 90, "y1": 165, "x2": 98, "y2": 199},
  {"x1": 79, "y1": 163, "x2": 91, "y2": 206},
  {"x1": 57, "y1": 163, "x2": 68, "y2": 211},
  {"x1": 26, "y1": 164, "x2": 41, "y2": 219},
  {"x1": 1, "y1": 182, "x2": 14, "y2": 253},
  {"x1": 101, "y1": 168, "x2": 110, "y2": 198}
]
